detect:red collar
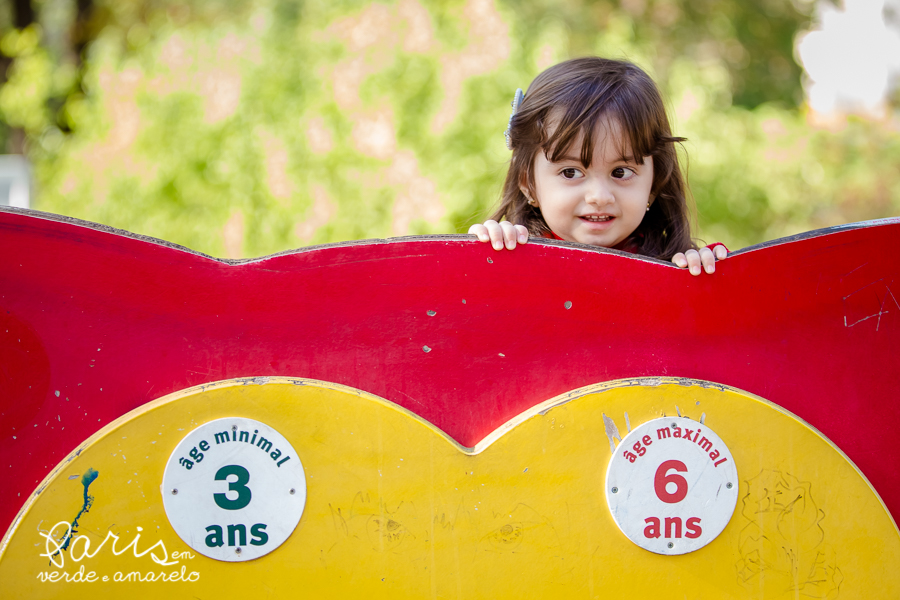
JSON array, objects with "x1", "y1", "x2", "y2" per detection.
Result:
[{"x1": 543, "y1": 231, "x2": 642, "y2": 254}]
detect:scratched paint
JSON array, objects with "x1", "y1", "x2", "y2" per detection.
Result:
[{"x1": 736, "y1": 469, "x2": 841, "y2": 595}]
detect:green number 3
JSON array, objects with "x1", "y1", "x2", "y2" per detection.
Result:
[{"x1": 214, "y1": 464, "x2": 252, "y2": 510}]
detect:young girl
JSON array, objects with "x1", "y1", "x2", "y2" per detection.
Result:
[{"x1": 469, "y1": 57, "x2": 726, "y2": 275}]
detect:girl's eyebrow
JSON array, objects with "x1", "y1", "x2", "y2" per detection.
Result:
[{"x1": 553, "y1": 153, "x2": 638, "y2": 164}]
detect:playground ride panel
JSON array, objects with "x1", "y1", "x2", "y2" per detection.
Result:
[
  {"x1": 0, "y1": 208, "x2": 898, "y2": 597},
  {"x1": 1, "y1": 379, "x2": 895, "y2": 598}
]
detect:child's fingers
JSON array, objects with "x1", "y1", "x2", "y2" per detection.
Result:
[
  {"x1": 684, "y1": 249, "x2": 703, "y2": 276},
  {"x1": 515, "y1": 224, "x2": 529, "y2": 245},
  {"x1": 699, "y1": 247, "x2": 716, "y2": 274},
  {"x1": 713, "y1": 245, "x2": 728, "y2": 260},
  {"x1": 500, "y1": 222, "x2": 521, "y2": 250},
  {"x1": 482, "y1": 220, "x2": 505, "y2": 250},
  {"x1": 673, "y1": 248, "x2": 722, "y2": 276},
  {"x1": 467, "y1": 223, "x2": 490, "y2": 242}
]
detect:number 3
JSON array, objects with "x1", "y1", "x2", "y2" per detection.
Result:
[
  {"x1": 214, "y1": 464, "x2": 252, "y2": 510},
  {"x1": 654, "y1": 460, "x2": 688, "y2": 504}
]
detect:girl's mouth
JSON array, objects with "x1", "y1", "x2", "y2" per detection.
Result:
[{"x1": 580, "y1": 215, "x2": 613, "y2": 222}]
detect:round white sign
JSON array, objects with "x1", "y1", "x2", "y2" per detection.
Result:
[
  {"x1": 162, "y1": 417, "x2": 307, "y2": 561},
  {"x1": 605, "y1": 417, "x2": 738, "y2": 555}
]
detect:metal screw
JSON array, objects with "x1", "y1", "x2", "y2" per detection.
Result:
[
  {"x1": 611, "y1": 487, "x2": 618, "y2": 494},
  {"x1": 235, "y1": 547, "x2": 242, "y2": 554},
  {"x1": 232, "y1": 425, "x2": 238, "y2": 431},
  {"x1": 171, "y1": 489, "x2": 178, "y2": 495},
  {"x1": 672, "y1": 422, "x2": 677, "y2": 428},
  {"x1": 290, "y1": 488, "x2": 296, "y2": 495},
  {"x1": 667, "y1": 542, "x2": 674, "y2": 549},
  {"x1": 726, "y1": 482, "x2": 733, "y2": 489}
]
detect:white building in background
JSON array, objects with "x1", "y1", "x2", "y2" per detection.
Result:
[
  {"x1": 796, "y1": 0, "x2": 900, "y2": 117},
  {"x1": 0, "y1": 155, "x2": 30, "y2": 208}
]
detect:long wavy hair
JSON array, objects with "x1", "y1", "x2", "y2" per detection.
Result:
[{"x1": 494, "y1": 57, "x2": 695, "y2": 259}]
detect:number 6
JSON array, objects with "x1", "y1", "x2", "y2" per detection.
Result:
[{"x1": 654, "y1": 460, "x2": 688, "y2": 503}]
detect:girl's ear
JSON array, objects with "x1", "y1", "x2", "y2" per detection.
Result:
[
  {"x1": 519, "y1": 173, "x2": 538, "y2": 207},
  {"x1": 521, "y1": 187, "x2": 539, "y2": 207}
]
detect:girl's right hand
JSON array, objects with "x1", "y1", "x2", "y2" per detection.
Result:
[{"x1": 468, "y1": 220, "x2": 530, "y2": 250}]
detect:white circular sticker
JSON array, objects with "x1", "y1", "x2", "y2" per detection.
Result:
[
  {"x1": 605, "y1": 417, "x2": 738, "y2": 555},
  {"x1": 162, "y1": 417, "x2": 306, "y2": 561}
]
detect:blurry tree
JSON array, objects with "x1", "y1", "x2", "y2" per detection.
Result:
[
  {"x1": 0, "y1": 0, "x2": 35, "y2": 153},
  {"x1": 0, "y1": 0, "x2": 897, "y2": 257},
  {"x1": 1, "y1": 0, "x2": 257, "y2": 153},
  {"x1": 506, "y1": 0, "x2": 813, "y2": 108}
]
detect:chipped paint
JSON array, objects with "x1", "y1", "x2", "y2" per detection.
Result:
[{"x1": 602, "y1": 413, "x2": 622, "y2": 453}]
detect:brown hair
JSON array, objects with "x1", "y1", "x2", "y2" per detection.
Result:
[{"x1": 494, "y1": 57, "x2": 695, "y2": 259}]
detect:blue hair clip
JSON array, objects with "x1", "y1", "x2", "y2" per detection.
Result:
[{"x1": 504, "y1": 88, "x2": 524, "y2": 150}]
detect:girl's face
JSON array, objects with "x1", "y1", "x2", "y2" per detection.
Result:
[{"x1": 529, "y1": 119, "x2": 653, "y2": 248}]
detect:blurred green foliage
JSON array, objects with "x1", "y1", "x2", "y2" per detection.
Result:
[{"x1": 0, "y1": 0, "x2": 898, "y2": 257}]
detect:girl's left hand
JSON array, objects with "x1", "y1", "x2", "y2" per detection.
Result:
[{"x1": 672, "y1": 244, "x2": 727, "y2": 276}]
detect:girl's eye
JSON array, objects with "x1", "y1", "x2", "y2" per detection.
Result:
[
  {"x1": 560, "y1": 168, "x2": 583, "y2": 179},
  {"x1": 612, "y1": 166, "x2": 637, "y2": 180}
]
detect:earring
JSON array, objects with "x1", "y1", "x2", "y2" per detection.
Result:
[
  {"x1": 646, "y1": 201, "x2": 651, "y2": 212},
  {"x1": 522, "y1": 188, "x2": 537, "y2": 206}
]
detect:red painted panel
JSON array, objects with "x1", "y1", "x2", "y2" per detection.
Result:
[{"x1": 1, "y1": 207, "x2": 899, "y2": 536}]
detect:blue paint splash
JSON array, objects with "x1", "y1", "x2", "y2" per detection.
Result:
[{"x1": 55, "y1": 467, "x2": 99, "y2": 555}]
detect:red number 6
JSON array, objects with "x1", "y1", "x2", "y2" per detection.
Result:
[{"x1": 654, "y1": 460, "x2": 688, "y2": 503}]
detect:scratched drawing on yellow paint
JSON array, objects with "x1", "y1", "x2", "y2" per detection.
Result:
[{"x1": 736, "y1": 470, "x2": 842, "y2": 599}]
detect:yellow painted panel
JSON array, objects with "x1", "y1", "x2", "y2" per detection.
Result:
[{"x1": 1, "y1": 378, "x2": 897, "y2": 599}]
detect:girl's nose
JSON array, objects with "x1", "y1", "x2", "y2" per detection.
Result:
[{"x1": 585, "y1": 179, "x2": 614, "y2": 206}]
